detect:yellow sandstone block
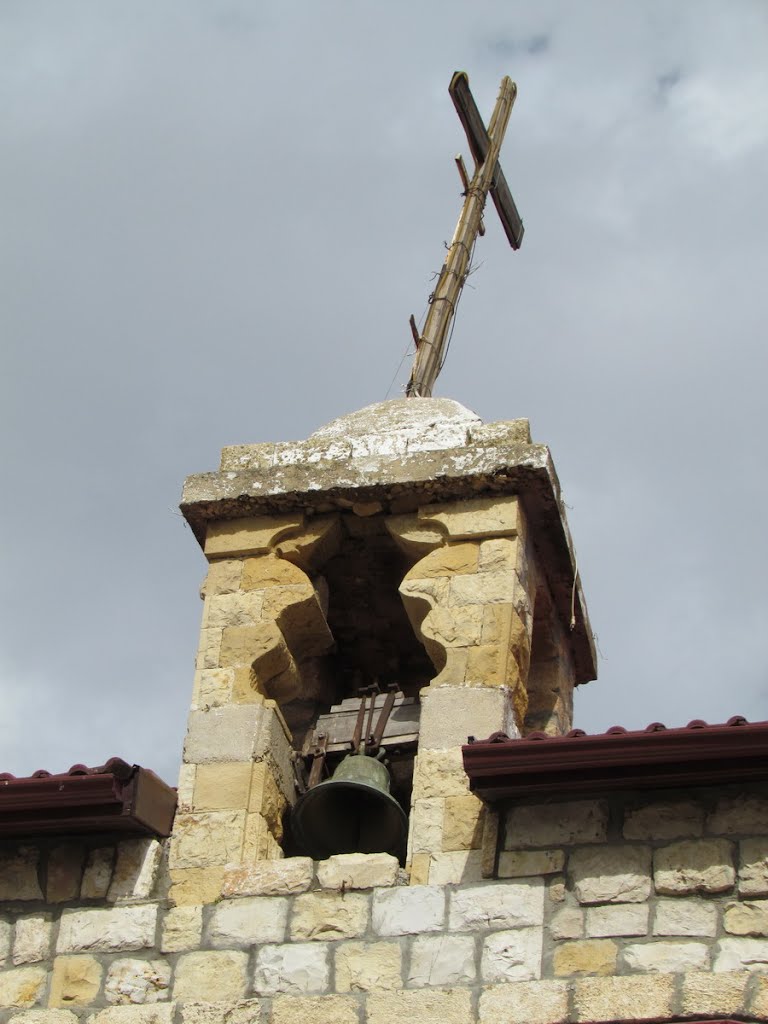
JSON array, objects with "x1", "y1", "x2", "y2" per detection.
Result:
[
  {"x1": 242, "y1": 812, "x2": 281, "y2": 861},
  {"x1": 406, "y1": 542, "x2": 480, "y2": 578},
  {"x1": 249, "y1": 762, "x2": 287, "y2": 835},
  {"x1": 49, "y1": 956, "x2": 103, "y2": 1006},
  {"x1": 193, "y1": 763, "x2": 252, "y2": 811},
  {"x1": 241, "y1": 555, "x2": 307, "y2": 589},
  {"x1": 204, "y1": 515, "x2": 304, "y2": 558},
  {"x1": 554, "y1": 939, "x2": 618, "y2": 976},
  {"x1": 419, "y1": 496, "x2": 520, "y2": 541},
  {"x1": 443, "y1": 795, "x2": 485, "y2": 851},
  {"x1": 168, "y1": 867, "x2": 225, "y2": 907}
]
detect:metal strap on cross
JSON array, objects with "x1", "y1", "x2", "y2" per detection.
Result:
[{"x1": 406, "y1": 71, "x2": 524, "y2": 398}]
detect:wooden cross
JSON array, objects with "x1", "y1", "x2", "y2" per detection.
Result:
[{"x1": 406, "y1": 72, "x2": 524, "y2": 398}]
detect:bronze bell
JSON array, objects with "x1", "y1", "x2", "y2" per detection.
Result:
[{"x1": 291, "y1": 752, "x2": 408, "y2": 862}]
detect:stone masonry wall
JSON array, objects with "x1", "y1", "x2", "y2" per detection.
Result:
[
  {"x1": 2, "y1": 785, "x2": 768, "y2": 1023},
  {"x1": 174, "y1": 493, "x2": 580, "y2": 898}
]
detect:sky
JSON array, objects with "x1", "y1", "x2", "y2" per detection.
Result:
[{"x1": 2, "y1": 1, "x2": 767, "y2": 785}]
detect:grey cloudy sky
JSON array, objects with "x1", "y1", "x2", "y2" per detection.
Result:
[{"x1": 2, "y1": 1, "x2": 767, "y2": 784}]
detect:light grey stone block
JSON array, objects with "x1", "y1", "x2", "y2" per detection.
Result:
[
  {"x1": 481, "y1": 927, "x2": 543, "y2": 982},
  {"x1": 372, "y1": 886, "x2": 445, "y2": 936},
  {"x1": 569, "y1": 846, "x2": 651, "y2": 904},
  {"x1": 408, "y1": 934, "x2": 477, "y2": 987},
  {"x1": 208, "y1": 896, "x2": 289, "y2": 947},
  {"x1": 254, "y1": 943, "x2": 330, "y2": 995},
  {"x1": 449, "y1": 880, "x2": 544, "y2": 931},
  {"x1": 57, "y1": 905, "x2": 158, "y2": 953}
]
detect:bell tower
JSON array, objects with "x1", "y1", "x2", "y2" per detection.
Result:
[{"x1": 170, "y1": 397, "x2": 595, "y2": 899}]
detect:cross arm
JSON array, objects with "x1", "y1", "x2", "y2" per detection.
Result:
[{"x1": 450, "y1": 71, "x2": 524, "y2": 250}]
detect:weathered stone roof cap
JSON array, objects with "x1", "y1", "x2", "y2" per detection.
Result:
[{"x1": 181, "y1": 398, "x2": 595, "y2": 683}]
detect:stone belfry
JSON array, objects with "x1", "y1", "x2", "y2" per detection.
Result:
[
  {"x1": 169, "y1": 73, "x2": 596, "y2": 901},
  {"x1": 172, "y1": 399, "x2": 595, "y2": 898}
]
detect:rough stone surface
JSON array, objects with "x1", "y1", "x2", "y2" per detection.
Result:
[
  {"x1": 13, "y1": 915, "x2": 52, "y2": 964},
  {"x1": 418, "y1": 685, "x2": 516, "y2": 749},
  {"x1": 586, "y1": 905, "x2": 648, "y2": 938},
  {"x1": 411, "y1": 750, "x2": 469, "y2": 799},
  {"x1": 89, "y1": 1007, "x2": 174, "y2": 1024},
  {"x1": 653, "y1": 898, "x2": 717, "y2": 936},
  {"x1": 574, "y1": 974, "x2": 675, "y2": 1021},
  {"x1": 569, "y1": 845, "x2": 651, "y2": 903},
  {"x1": 554, "y1": 939, "x2": 617, "y2": 976},
  {"x1": 0, "y1": 849, "x2": 43, "y2": 901},
  {"x1": 1, "y1": 918, "x2": 11, "y2": 965},
  {"x1": 183, "y1": 705, "x2": 263, "y2": 764},
  {"x1": 551, "y1": 906, "x2": 584, "y2": 940},
  {"x1": 740, "y1": 838, "x2": 768, "y2": 896},
  {"x1": 46, "y1": 845, "x2": 84, "y2": 903},
  {"x1": 725, "y1": 899, "x2": 768, "y2": 936},
  {"x1": 222, "y1": 859, "x2": 313, "y2": 898},
  {"x1": 49, "y1": 957, "x2": 103, "y2": 1007},
  {"x1": 408, "y1": 934, "x2": 476, "y2": 987},
  {"x1": 623, "y1": 941, "x2": 710, "y2": 972},
  {"x1": 504, "y1": 801, "x2": 607, "y2": 848},
  {"x1": 449, "y1": 880, "x2": 544, "y2": 930},
  {"x1": 708, "y1": 795, "x2": 768, "y2": 835},
  {"x1": 316, "y1": 853, "x2": 399, "y2": 891},
  {"x1": 481, "y1": 927, "x2": 543, "y2": 982},
  {"x1": 105, "y1": 960, "x2": 171, "y2": 1005},
  {"x1": 425, "y1": 850, "x2": 483, "y2": 885},
  {"x1": 57, "y1": 905, "x2": 158, "y2": 953},
  {"x1": 175, "y1": 1001, "x2": 262, "y2": 1024},
  {"x1": 108, "y1": 841, "x2": 162, "y2": 902},
  {"x1": 372, "y1": 886, "x2": 445, "y2": 936},
  {"x1": 169, "y1": 811, "x2": 246, "y2": 869},
  {"x1": 208, "y1": 896, "x2": 289, "y2": 946},
  {"x1": 80, "y1": 848, "x2": 114, "y2": 899},
  {"x1": 254, "y1": 942, "x2": 329, "y2": 995},
  {"x1": 6, "y1": 1013, "x2": 79, "y2": 1024},
  {"x1": 681, "y1": 971, "x2": 748, "y2": 1015},
  {"x1": 365, "y1": 988, "x2": 473, "y2": 1024},
  {"x1": 334, "y1": 941, "x2": 401, "y2": 992},
  {"x1": 289, "y1": 892, "x2": 369, "y2": 941},
  {"x1": 479, "y1": 980, "x2": 569, "y2": 1024},
  {"x1": 160, "y1": 906, "x2": 202, "y2": 953},
  {"x1": 654, "y1": 839, "x2": 735, "y2": 894},
  {"x1": 270, "y1": 995, "x2": 358, "y2": 1024},
  {"x1": 497, "y1": 849, "x2": 564, "y2": 878},
  {"x1": 0, "y1": 967, "x2": 47, "y2": 1009},
  {"x1": 623, "y1": 801, "x2": 704, "y2": 840},
  {"x1": 174, "y1": 951, "x2": 249, "y2": 1001},
  {"x1": 715, "y1": 936, "x2": 768, "y2": 972}
]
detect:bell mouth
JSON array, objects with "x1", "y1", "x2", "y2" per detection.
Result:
[{"x1": 291, "y1": 754, "x2": 408, "y2": 862}]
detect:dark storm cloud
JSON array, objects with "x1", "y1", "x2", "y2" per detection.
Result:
[{"x1": 1, "y1": 1, "x2": 766, "y2": 784}]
